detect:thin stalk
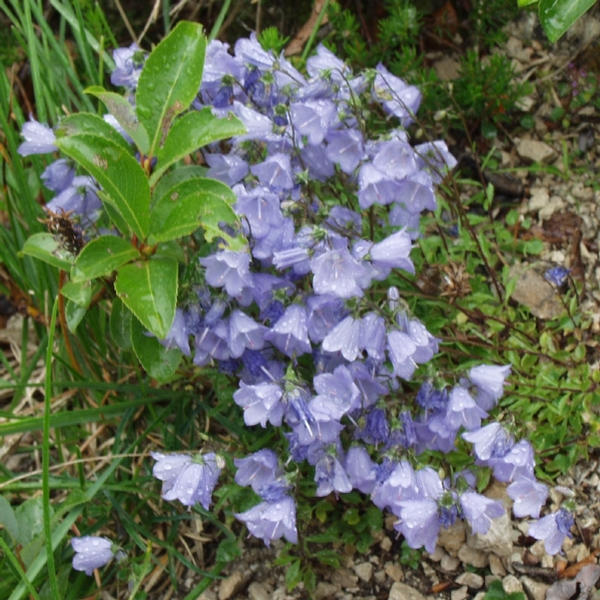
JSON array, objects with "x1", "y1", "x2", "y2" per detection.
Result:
[
  {"x1": 208, "y1": 0, "x2": 232, "y2": 42},
  {"x1": 300, "y1": 0, "x2": 331, "y2": 63},
  {"x1": 42, "y1": 298, "x2": 59, "y2": 599}
]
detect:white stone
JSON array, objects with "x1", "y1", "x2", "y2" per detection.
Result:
[
  {"x1": 458, "y1": 545, "x2": 488, "y2": 568},
  {"x1": 441, "y1": 554, "x2": 460, "y2": 572},
  {"x1": 388, "y1": 582, "x2": 426, "y2": 600},
  {"x1": 455, "y1": 572, "x2": 484, "y2": 589},
  {"x1": 248, "y1": 582, "x2": 270, "y2": 600},
  {"x1": 314, "y1": 582, "x2": 338, "y2": 600},
  {"x1": 489, "y1": 554, "x2": 506, "y2": 576},
  {"x1": 218, "y1": 571, "x2": 245, "y2": 600},
  {"x1": 438, "y1": 521, "x2": 466, "y2": 556},
  {"x1": 521, "y1": 576, "x2": 548, "y2": 600},
  {"x1": 502, "y1": 574, "x2": 523, "y2": 595},
  {"x1": 516, "y1": 138, "x2": 556, "y2": 164},
  {"x1": 529, "y1": 187, "x2": 549, "y2": 212},
  {"x1": 467, "y1": 513, "x2": 513, "y2": 558},
  {"x1": 450, "y1": 586, "x2": 468, "y2": 600},
  {"x1": 384, "y1": 561, "x2": 404, "y2": 582},
  {"x1": 380, "y1": 536, "x2": 392, "y2": 552},
  {"x1": 538, "y1": 195, "x2": 565, "y2": 220},
  {"x1": 354, "y1": 561, "x2": 373, "y2": 583}
]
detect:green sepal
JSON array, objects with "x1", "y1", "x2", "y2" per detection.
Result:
[
  {"x1": 20, "y1": 232, "x2": 74, "y2": 270},
  {"x1": 114, "y1": 256, "x2": 178, "y2": 339},
  {"x1": 71, "y1": 235, "x2": 140, "y2": 282}
]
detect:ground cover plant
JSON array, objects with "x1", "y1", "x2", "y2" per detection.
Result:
[{"x1": 1, "y1": 1, "x2": 600, "y2": 599}]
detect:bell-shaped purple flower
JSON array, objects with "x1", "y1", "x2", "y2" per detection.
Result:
[
  {"x1": 18, "y1": 117, "x2": 57, "y2": 156},
  {"x1": 359, "y1": 312, "x2": 386, "y2": 361},
  {"x1": 71, "y1": 536, "x2": 116, "y2": 576},
  {"x1": 306, "y1": 294, "x2": 346, "y2": 343},
  {"x1": 200, "y1": 250, "x2": 252, "y2": 297},
  {"x1": 233, "y1": 381, "x2": 284, "y2": 427},
  {"x1": 111, "y1": 43, "x2": 144, "y2": 89},
  {"x1": 46, "y1": 176, "x2": 102, "y2": 225},
  {"x1": 161, "y1": 308, "x2": 191, "y2": 355},
  {"x1": 459, "y1": 491, "x2": 504, "y2": 535},
  {"x1": 265, "y1": 304, "x2": 312, "y2": 357},
  {"x1": 314, "y1": 451, "x2": 352, "y2": 497},
  {"x1": 416, "y1": 382, "x2": 448, "y2": 412},
  {"x1": 311, "y1": 248, "x2": 370, "y2": 299},
  {"x1": 306, "y1": 44, "x2": 351, "y2": 83},
  {"x1": 507, "y1": 476, "x2": 548, "y2": 519},
  {"x1": 234, "y1": 449, "x2": 283, "y2": 494},
  {"x1": 325, "y1": 129, "x2": 364, "y2": 174},
  {"x1": 468, "y1": 364, "x2": 511, "y2": 411},
  {"x1": 369, "y1": 229, "x2": 414, "y2": 273},
  {"x1": 290, "y1": 99, "x2": 338, "y2": 145},
  {"x1": 387, "y1": 330, "x2": 417, "y2": 380},
  {"x1": 205, "y1": 153, "x2": 249, "y2": 186},
  {"x1": 361, "y1": 407, "x2": 391, "y2": 445},
  {"x1": 310, "y1": 365, "x2": 361, "y2": 420},
  {"x1": 228, "y1": 310, "x2": 266, "y2": 358},
  {"x1": 345, "y1": 445, "x2": 378, "y2": 494},
  {"x1": 193, "y1": 319, "x2": 230, "y2": 365},
  {"x1": 322, "y1": 315, "x2": 361, "y2": 361},
  {"x1": 371, "y1": 460, "x2": 419, "y2": 514},
  {"x1": 372, "y1": 64, "x2": 421, "y2": 125},
  {"x1": 41, "y1": 159, "x2": 74, "y2": 193},
  {"x1": 528, "y1": 508, "x2": 573, "y2": 555},
  {"x1": 414, "y1": 141, "x2": 457, "y2": 183},
  {"x1": 487, "y1": 439, "x2": 535, "y2": 482},
  {"x1": 251, "y1": 152, "x2": 294, "y2": 190},
  {"x1": 462, "y1": 423, "x2": 514, "y2": 461},
  {"x1": 447, "y1": 385, "x2": 487, "y2": 431},
  {"x1": 152, "y1": 452, "x2": 223, "y2": 509},
  {"x1": 235, "y1": 484, "x2": 297, "y2": 546},
  {"x1": 394, "y1": 499, "x2": 440, "y2": 553}
]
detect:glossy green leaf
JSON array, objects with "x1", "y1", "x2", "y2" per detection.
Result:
[
  {"x1": 115, "y1": 256, "x2": 178, "y2": 339},
  {"x1": 109, "y1": 297, "x2": 133, "y2": 351},
  {"x1": 20, "y1": 233, "x2": 73, "y2": 270},
  {"x1": 65, "y1": 300, "x2": 87, "y2": 332},
  {"x1": 130, "y1": 316, "x2": 182, "y2": 381},
  {"x1": 151, "y1": 165, "x2": 207, "y2": 207},
  {"x1": 85, "y1": 86, "x2": 150, "y2": 153},
  {"x1": 55, "y1": 112, "x2": 131, "y2": 151},
  {"x1": 57, "y1": 134, "x2": 150, "y2": 239},
  {"x1": 539, "y1": 0, "x2": 596, "y2": 42},
  {"x1": 151, "y1": 108, "x2": 245, "y2": 184},
  {"x1": 136, "y1": 21, "x2": 206, "y2": 157},
  {"x1": 149, "y1": 177, "x2": 238, "y2": 243},
  {"x1": 61, "y1": 279, "x2": 94, "y2": 306},
  {"x1": 71, "y1": 235, "x2": 140, "y2": 282}
]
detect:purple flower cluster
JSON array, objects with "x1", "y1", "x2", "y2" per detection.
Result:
[
  {"x1": 143, "y1": 37, "x2": 564, "y2": 552},
  {"x1": 20, "y1": 32, "x2": 566, "y2": 559}
]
